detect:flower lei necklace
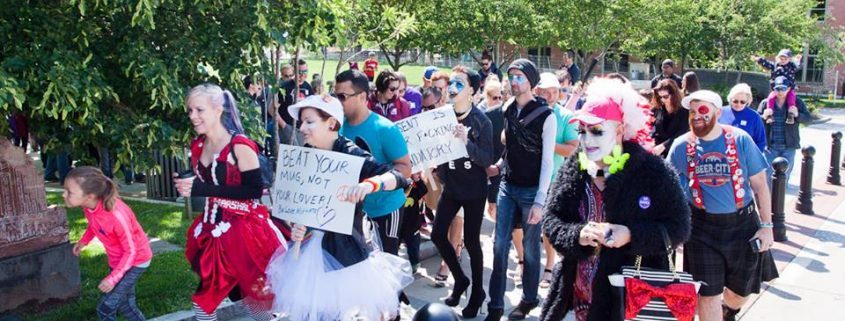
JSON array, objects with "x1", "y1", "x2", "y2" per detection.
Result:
[{"x1": 579, "y1": 145, "x2": 630, "y2": 178}]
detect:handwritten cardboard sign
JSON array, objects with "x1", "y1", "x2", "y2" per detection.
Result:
[
  {"x1": 395, "y1": 106, "x2": 468, "y2": 173},
  {"x1": 271, "y1": 145, "x2": 364, "y2": 235}
]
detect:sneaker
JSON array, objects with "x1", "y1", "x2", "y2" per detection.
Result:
[{"x1": 507, "y1": 301, "x2": 538, "y2": 320}]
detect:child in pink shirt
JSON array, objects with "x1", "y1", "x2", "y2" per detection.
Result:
[{"x1": 65, "y1": 166, "x2": 152, "y2": 321}]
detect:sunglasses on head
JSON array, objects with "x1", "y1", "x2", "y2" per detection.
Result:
[
  {"x1": 332, "y1": 91, "x2": 362, "y2": 102},
  {"x1": 731, "y1": 99, "x2": 747, "y2": 105}
]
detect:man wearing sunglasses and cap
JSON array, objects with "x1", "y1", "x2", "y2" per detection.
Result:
[
  {"x1": 667, "y1": 90, "x2": 778, "y2": 321},
  {"x1": 484, "y1": 58, "x2": 558, "y2": 321}
]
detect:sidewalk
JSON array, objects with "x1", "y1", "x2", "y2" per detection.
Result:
[{"x1": 43, "y1": 108, "x2": 845, "y2": 321}]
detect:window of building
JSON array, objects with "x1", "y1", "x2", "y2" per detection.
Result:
[
  {"x1": 800, "y1": 46, "x2": 824, "y2": 84},
  {"x1": 527, "y1": 47, "x2": 553, "y2": 69},
  {"x1": 811, "y1": 0, "x2": 826, "y2": 21},
  {"x1": 603, "y1": 52, "x2": 630, "y2": 73}
]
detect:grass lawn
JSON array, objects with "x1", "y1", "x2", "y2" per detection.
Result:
[
  {"x1": 304, "y1": 59, "x2": 452, "y2": 87},
  {"x1": 22, "y1": 193, "x2": 196, "y2": 321}
]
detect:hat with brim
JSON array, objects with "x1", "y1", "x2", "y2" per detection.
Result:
[
  {"x1": 288, "y1": 95, "x2": 345, "y2": 124},
  {"x1": 537, "y1": 72, "x2": 561, "y2": 89},
  {"x1": 681, "y1": 90, "x2": 723, "y2": 110},
  {"x1": 569, "y1": 96, "x2": 624, "y2": 126}
]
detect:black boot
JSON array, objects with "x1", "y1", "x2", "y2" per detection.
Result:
[
  {"x1": 462, "y1": 287, "x2": 486, "y2": 318},
  {"x1": 722, "y1": 303, "x2": 741, "y2": 321},
  {"x1": 444, "y1": 276, "x2": 470, "y2": 307},
  {"x1": 507, "y1": 300, "x2": 538, "y2": 320},
  {"x1": 484, "y1": 308, "x2": 504, "y2": 321}
]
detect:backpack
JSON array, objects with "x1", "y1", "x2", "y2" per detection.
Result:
[{"x1": 228, "y1": 134, "x2": 274, "y2": 189}]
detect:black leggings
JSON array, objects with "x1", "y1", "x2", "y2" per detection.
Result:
[{"x1": 432, "y1": 196, "x2": 485, "y2": 289}]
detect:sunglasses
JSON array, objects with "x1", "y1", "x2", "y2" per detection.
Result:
[
  {"x1": 298, "y1": 69, "x2": 309, "y2": 75},
  {"x1": 332, "y1": 91, "x2": 362, "y2": 102},
  {"x1": 731, "y1": 99, "x2": 747, "y2": 105},
  {"x1": 774, "y1": 87, "x2": 788, "y2": 92},
  {"x1": 490, "y1": 95, "x2": 503, "y2": 101},
  {"x1": 659, "y1": 94, "x2": 671, "y2": 100},
  {"x1": 508, "y1": 75, "x2": 527, "y2": 84},
  {"x1": 422, "y1": 104, "x2": 436, "y2": 110}
]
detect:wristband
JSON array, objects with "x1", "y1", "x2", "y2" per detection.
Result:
[
  {"x1": 363, "y1": 179, "x2": 382, "y2": 193},
  {"x1": 759, "y1": 222, "x2": 774, "y2": 228}
]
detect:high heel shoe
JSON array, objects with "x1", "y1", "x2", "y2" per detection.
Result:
[
  {"x1": 444, "y1": 276, "x2": 470, "y2": 306},
  {"x1": 462, "y1": 288, "x2": 486, "y2": 318}
]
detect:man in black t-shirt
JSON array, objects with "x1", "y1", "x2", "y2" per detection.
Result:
[{"x1": 276, "y1": 59, "x2": 313, "y2": 145}]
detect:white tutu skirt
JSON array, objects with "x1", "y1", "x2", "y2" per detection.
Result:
[{"x1": 266, "y1": 231, "x2": 413, "y2": 321}]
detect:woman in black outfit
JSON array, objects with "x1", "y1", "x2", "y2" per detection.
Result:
[
  {"x1": 650, "y1": 79, "x2": 688, "y2": 158},
  {"x1": 431, "y1": 66, "x2": 494, "y2": 318}
]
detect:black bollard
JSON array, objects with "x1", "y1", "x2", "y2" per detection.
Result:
[
  {"x1": 829, "y1": 132, "x2": 842, "y2": 185},
  {"x1": 771, "y1": 157, "x2": 789, "y2": 242},
  {"x1": 796, "y1": 146, "x2": 815, "y2": 215}
]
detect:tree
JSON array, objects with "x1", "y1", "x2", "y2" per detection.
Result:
[
  {"x1": 427, "y1": 0, "x2": 545, "y2": 68},
  {"x1": 0, "y1": 0, "x2": 347, "y2": 172}
]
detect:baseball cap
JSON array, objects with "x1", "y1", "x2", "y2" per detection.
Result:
[
  {"x1": 681, "y1": 90, "x2": 723, "y2": 110},
  {"x1": 777, "y1": 49, "x2": 792, "y2": 58},
  {"x1": 570, "y1": 96, "x2": 624, "y2": 126},
  {"x1": 773, "y1": 76, "x2": 791, "y2": 89},
  {"x1": 423, "y1": 66, "x2": 439, "y2": 81},
  {"x1": 537, "y1": 72, "x2": 561, "y2": 89},
  {"x1": 288, "y1": 95, "x2": 344, "y2": 124}
]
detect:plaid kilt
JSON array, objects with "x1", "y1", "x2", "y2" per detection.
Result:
[{"x1": 684, "y1": 202, "x2": 779, "y2": 296}]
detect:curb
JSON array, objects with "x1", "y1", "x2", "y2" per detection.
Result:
[{"x1": 148, "y1": 299, "x2": 248, "y2": 321}]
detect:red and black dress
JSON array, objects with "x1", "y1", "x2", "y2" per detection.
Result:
[{"x1": 185, "y1": 134, "x2": 287, "y2": 314}]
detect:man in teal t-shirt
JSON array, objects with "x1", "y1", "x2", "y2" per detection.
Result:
[
  {"x1": 335, "y1": 69, "x2": 412, "y2": 255},
  {"x1": 535, "y1": 72, "x2": 579, "y2": 180}
]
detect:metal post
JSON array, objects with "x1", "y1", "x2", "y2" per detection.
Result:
[
  {"x1": 796, "y1": 146, "x2": 815, "y2": 215},
  {"x1": 828, "y1": 132, "x2": 842, "y2": 185},
  {"x1": 771, "y1": 157, "x2": 788, "y2": 242}
]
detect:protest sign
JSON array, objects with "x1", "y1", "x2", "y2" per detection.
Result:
[
  {"x1": 395, "y1": 106, "x2": 468, "y2": 172},
  {"x1": 272, "y1": 145, "x2": 364, "y2": 235}
]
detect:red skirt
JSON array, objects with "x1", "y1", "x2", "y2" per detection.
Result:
[{"x1": 185, "y1": 202, "x2": 286, "y2": 314}]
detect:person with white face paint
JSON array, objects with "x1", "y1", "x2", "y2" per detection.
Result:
[
  {"x1": 667, "y1": 90, "x2": 777, "y2": 321},
  {"x1": 431, "y1": 66, "x2": 494, "y2": 319},
  {"x1": 265, "y1": 94, "x2": 413, "y2": 321},
  {"x1": 540, "y1": 78, "x2": 691, "y2": 321}
]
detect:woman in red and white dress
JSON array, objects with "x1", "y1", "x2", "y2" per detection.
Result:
[{"x1": 174, "y1": 83, "x2": 287, "y2": 321}]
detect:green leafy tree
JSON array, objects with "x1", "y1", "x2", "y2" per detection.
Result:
[{"x1": 0, "y1": 0, "x2": 347, "y2": 173}]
